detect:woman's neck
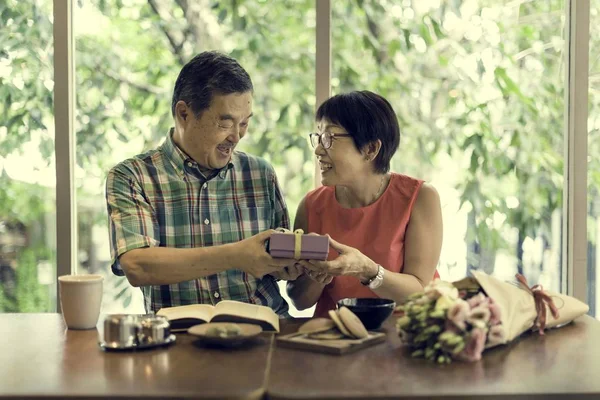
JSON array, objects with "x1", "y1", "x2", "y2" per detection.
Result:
[{"x1": 336, "y1": 173, "x2": 390, "y2": 208}]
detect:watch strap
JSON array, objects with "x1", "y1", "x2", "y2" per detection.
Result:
[{"x1": 361, "y1": 264, "x2": 384, "y2": 287}]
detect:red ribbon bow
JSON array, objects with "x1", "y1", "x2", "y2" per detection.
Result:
[{"x1": 515, "y1": 273, "x2": 560, "y2": 335}]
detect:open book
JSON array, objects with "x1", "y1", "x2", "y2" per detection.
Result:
[{"x1": 157, "y1": 300, "x2": 280, "y2": 333}]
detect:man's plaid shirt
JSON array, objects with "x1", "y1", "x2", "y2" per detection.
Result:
[{"x1": 106, "y1": 130, "x2": 290, "y2": 315}]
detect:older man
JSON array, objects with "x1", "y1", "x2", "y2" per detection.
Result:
[{"x1": 106, "y1": 51, "x2": 302, "y2": 315}]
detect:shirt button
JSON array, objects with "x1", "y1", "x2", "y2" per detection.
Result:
[
  {"x1": 213, "y1": 292, "x2": 220, "y2": 298},
  {"x1": 202, "y1": 182, "x2": 208, "y2": 189},
  {"x1": 204, "y1": 218, "x2": 210, "y2": 225},
  {"x1": 187, "y1": 161, "x2": 193, "y2": 167}
]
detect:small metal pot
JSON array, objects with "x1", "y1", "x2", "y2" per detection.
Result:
[
  {"x1": 102, "y1": 314, "x2": 140, "y2": 349},
  {"x1": 137, "y1": 315, "x2": 171, "y2": 345}
]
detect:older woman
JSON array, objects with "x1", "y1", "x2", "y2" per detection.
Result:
[{"x1": 287, "y1": 91, "x2": 443, "y2": 317}]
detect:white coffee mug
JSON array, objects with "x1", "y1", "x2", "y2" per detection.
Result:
[{"x1": 58, "y1": 274, "x2": 104, "y2": 329}]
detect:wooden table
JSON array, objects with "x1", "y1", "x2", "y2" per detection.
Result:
[
  {"x1": 1, "y1": 314, "x2": 272, "y2": 399},
  {"x1": 2, "y1": 314, "x2": 600, "y2": 399},
  {"x1": 270, "y1": 316, "x2": 600, "y2": 400}
]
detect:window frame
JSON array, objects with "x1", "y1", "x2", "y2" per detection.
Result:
[
  {"x1": 563, "y1": 0, "x2": 590, "y2": 302},
  {"x1": 53, "y1": 0, "x2": 77, "y2": 310}
]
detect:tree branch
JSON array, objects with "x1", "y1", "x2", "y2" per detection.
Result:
[
  {"x1": 365, "y1": 10, "x2": 387, "y2": 64},
  {"x1": 98, "y1": 65, "x2": 165, "y2": 95},
  {"x1": 147, "y1": 0, "x2": 186, "y2": 65},
  {"x1": 175, "y1": 0, "x2": 188, "y2": 13},
  {"x1": 174, "y1": 0, "x2": 194, "y2": 43}
]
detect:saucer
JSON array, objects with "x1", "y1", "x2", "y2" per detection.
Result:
[
  {"x1": 188, "y1": 323, "x2": 262, "y2": 347},
  {"x1": 99, "y1": 334, "x2": 176, "y2": 351}
]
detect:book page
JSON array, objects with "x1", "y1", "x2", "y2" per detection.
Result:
[
  {"x1": 157, "y1": 304, "x2": 215, "y2": 324},
  {"x1": 213, "y1": 300, "x2": 280, "y2": 332}
]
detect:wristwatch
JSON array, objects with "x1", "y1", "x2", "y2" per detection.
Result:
[{"x1": 362, "y1": 264, "x2": 385, "y2": 290}]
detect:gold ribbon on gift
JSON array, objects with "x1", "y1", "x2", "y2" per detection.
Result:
[
  {"x1": 275, "y1": 228, "x2": 305, "y2": 259},
  {"x1": 515, "y1": 273, "x2": 560, "y2": 335}
]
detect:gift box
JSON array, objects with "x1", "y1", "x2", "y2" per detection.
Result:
[{"x1": 268, "y1": 230, "x2": 329, "y2": 260}]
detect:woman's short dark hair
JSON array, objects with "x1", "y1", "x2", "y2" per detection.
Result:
[
  {"x1": 315, "y1": 91, "x2": 400, "y2": 174},
  {"x1": 171, "y1": 51, "x2": 253, "y2": 118}
]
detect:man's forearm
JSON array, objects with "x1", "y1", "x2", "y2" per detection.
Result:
[
  {"x1": 286, "y1": 275, "x2": 326, "y2": 311},
  {"x1": 119, "y1": 243, "x2": 241, "y2": 287}
]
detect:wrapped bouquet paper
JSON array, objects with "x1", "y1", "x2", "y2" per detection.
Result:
[{"x1": 396, "y1": 271, "x2": 589, "y2": 363}]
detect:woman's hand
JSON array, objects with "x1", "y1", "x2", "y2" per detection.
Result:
[
  {"x1": 304, "y1": 268, "x2": 334, "y2": 285},
  {"x1": 299, "y1": 236, "x2": 378, "y2": 282}
]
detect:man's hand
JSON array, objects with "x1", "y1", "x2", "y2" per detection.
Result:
[
  {"x1": 270, "y1": 263, "x2": 304, "y2": 281},
  {"x1": 233, "y1": 230, "x2": 296, "y2": 278}
]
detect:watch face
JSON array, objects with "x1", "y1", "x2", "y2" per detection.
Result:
[{"x1": 368, "y1": 266, "x2": 384, "y2": 289}]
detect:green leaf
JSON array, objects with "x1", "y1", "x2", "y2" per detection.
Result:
[
  {"x1": 218, "y1": 8, "x2": 227, "y2": 23},
  {"x1": 115, "y1": 286, "x2": 128, "y2": 300},
  {"x1": 388, "y1": 39, "x2": 403, "y2": 57},
  {"x1": 123, "y1": 294, "x2": 132, "y2": 308},
  {"x1": 419, "y1": 17, "x2": 433, "y2": 45}
]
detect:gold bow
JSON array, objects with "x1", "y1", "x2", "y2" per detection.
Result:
[{"x1": 276, "y1": 228, "x2": 305, "y2": 259}]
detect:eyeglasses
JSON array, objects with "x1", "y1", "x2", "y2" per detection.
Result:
[
  {"x1": 217, "y1": 121, "x2": 249, "y2": 131},
  {"x1": 309, "y1": 131, "x2": 352, "y2": 149}
]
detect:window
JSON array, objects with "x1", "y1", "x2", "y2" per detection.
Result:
[
  {"x1": 3, "y1": 0, "x2": 594, "y2": 318},
  {"x1": 0, "y1": 0, "x2": 56, "y2": 312},
  {"x1": 74, "y1": 0, "x2": 315, "y2": 315},
  {"x1": 333, "y1": 0, "x2": 566, "y2": 291}
]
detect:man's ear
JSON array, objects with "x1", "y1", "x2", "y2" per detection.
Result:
[
  {"x1": 175, "y1": 101, "x2": 189, "y2": 124},
  {"x1": 363, "y1": 139, "x2": 382, "y2": 161}
]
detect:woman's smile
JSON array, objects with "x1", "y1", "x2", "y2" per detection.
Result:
[{"x1": 319, "y1": 160, "x2": 333, "y2": 173}]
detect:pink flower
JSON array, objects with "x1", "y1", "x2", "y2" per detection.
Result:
[
  {"x1": 455, "y1": 328, "x2": 486, "y2": 362},
  {"x1": 447, "y1": 299, "x2": 469, "y2": 331},
  {"x1": 444, "y1": 320, "x2": 461, "y2": 333},
  {"x1": 467, "y1": 293, "x2": 488, "y2": 309},
  {"x1": 468, "y1": 305, "x2": 491, "y2": 326},
  {"x1": 488, "y1": 301, "x2": 502, "y2": 325},
  {"x1": 485, "y1": 324, "x2": 505, "y2": 348}
]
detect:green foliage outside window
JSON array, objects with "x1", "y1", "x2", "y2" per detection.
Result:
[{"x1": 0, "y1": 248, "x2": 53, "y2": 312}]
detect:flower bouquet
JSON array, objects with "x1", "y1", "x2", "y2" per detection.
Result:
[{"x1": 396, "y1": 270, "x2": 589, "y2": 363}]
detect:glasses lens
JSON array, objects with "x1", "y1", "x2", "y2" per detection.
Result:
[
  {"x1": 218, "y1": 121, "x2": 234, "y2": 129},
  {"x1": 322, "y1": 132, "x2": 332, "y2": 149},
  {"x1": 309, "y1": 134, "x2": 318, "y2": 148}
]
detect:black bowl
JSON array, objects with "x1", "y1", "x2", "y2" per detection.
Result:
[{"x1": 336, "y1": 298, "x2": 396, "y2": 330}]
